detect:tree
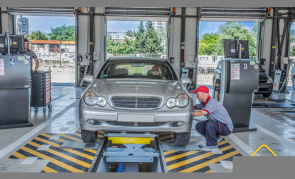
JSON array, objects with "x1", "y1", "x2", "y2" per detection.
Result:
[
  {"x1": 48, "y1": 25, "x2": 76, "y2": 41},
  {"x1": 134, "y1": 21, "x2": 146, "y2": 53},
  {"x1": 25, "y1": 30, "x2": 48, "y2": 40},
  {"x1": 144, "y1": 21, "x2": 163, "y2": 54},
  {"x1": 212, "y1": 22, "x2": 257, "y2": 56},
  {"x1": 198, "y1": 33, "x2": 219, "y2": 55},
  {"x1": 289, "y1": 30, "x2": 295, "y2": 57},
  {"x1": 125, "y1": 30, "x2": 135, "y2": 38}
]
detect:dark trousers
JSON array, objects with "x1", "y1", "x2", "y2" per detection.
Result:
[{"x1": 195, "y1": 120, "x2": 231, "y2": 146}]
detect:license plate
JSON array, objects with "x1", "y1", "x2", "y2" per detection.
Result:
[{"x1": 117, "y1": 114, "x2": 154, "y2": 122}]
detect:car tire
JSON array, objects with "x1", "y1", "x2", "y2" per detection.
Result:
[
  {"x1": 263, "y1": 93, "x2": 271, "y2": 98},
  {"x1": 174, "y1": 132, "x2": 191, "y2": 146},
  {"x1": 81, "y1": 129, "x2": 97, "y2": 143}
]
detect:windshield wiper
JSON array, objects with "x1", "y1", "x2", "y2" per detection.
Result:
[
  {"x1": 108, "y1": 74, "x2": 129, "y2": 78},
  {"x1": 146, "y1": 76, "x2": 163, "y2": 79}
]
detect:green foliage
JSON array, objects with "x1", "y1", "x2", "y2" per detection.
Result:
[
  {"x1": 198, "y1": 33, "x2": 219, "y2": 55},
  {"x1": 125, "y1": 30, "x2": 135, "y2": 38},
  {"x1": 212, "y1": 22, "x2": 257, "y2": 56},
  {"x1": 48, "y1": 25, "x2": 76, "y2": 41},
  {"x1": 289, "y1": 30, "x2": 295, "y2": 57},
  {"x1": 144, "y1": 21, "x2": 163, "y2": 54},
  {"x1": 107, "y1": 21, "x2": 165, "y2": 55},
  {"x1": 199, "y1": 22, "x2": 258, "y2": 57},
  {"x1": 25, "y1": 30, "x2": 48, "y2": 40}
]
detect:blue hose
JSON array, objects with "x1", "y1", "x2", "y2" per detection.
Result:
[{"x1": 117, "y1": 162, "x2": 124, "y2": 172}]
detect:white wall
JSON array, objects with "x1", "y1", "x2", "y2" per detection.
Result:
[
  {"x1": 77, "y1": 7, "x2": 105, "y2": 74},
  {"x1": 1, "y1": 7, "x2": 13, "y2": 34},
  {"x1": 260, "y1": 8, "x2": 293, "y2": 76},
  {"x1": 261, "y1": 19, "x2": 273, "y2": 75},
  {"x1": 94, "y1": 7, "x2": 105, "y2": 75},
  {"x1": 169, "y1": 7, "x2": 198, "y2": 75}
]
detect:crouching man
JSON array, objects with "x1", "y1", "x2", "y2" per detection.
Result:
[{"x1": 192, "y1": 86, "x2": 233, "y2": 151}]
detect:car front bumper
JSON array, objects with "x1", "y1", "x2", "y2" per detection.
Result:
[
  {"x1": 255, "y1": 83, "x2": 273, "y2": 94},
  {"x1": 79, "y1": 100, "x2": 193, "y2": 134}
]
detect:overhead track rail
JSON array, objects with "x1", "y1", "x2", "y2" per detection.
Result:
[
  {"x1": 200, "y1": 7, "x2": 268, "y2": 20},
  {"x1": 104, "y1": 7, "x2": 171, "y2": 21},
  {"x1": 5, "y1": 7, "x2": 75, "y2": 16}
]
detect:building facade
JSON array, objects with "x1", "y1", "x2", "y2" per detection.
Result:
[{"x1": 16, "y1": 15, "x2": 29, "y2": 35}]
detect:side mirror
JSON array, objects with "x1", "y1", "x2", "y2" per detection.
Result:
[
  {"x1": 181, "y1": 77, "x2": 192, "y2": 85},
  {"x1": 83, "y1": 75, "x2": 94, "y2": 83}
]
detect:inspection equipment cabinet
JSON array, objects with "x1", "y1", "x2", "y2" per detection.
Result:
[{"x1": 31, "y1": 71, "x2": 52, "y2": 113}]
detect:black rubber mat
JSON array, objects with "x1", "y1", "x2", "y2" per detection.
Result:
[
  {"x1": 265, "y1": 103, "x2": 295, "y2": 108},
  {"x1": 252, "y1": 103, "x2": 295, "y2": 108}
]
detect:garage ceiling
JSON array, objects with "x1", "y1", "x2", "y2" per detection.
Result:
[
  {"x1": 200, "y1": 7, "x2": 268, "y2": 22},
  {"x1": 105, "y1": 7, "x2": 171, "y2": 21},
  {"x1": 6, "y1": 7, "x2": 75, "y2": 16}
]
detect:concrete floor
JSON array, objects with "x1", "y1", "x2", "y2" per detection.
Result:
[{"x1": 1, "y1": 86, "x2": 295, "y2": 172}]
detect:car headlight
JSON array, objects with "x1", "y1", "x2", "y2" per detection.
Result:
[
  {"x1": 267, "y1": 77, "x2": 273, "y2": 83},
  {"x1": 84, "y1": 92, "x2": 107, "y2": 106},
  {"x1": 166, "y1": 94, "x2": 189, "y2": 108}
]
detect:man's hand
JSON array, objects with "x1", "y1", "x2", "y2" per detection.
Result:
[{"x1": 192, "y1": 110, "x2": 208, "y2": 117}]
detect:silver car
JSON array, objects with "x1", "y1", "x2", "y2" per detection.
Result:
[{"x1": 79, "y1": 58, "x2": 193, "y2": 146}]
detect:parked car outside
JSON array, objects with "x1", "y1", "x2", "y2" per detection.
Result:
[{"x1": 213, "y1": 62, "x2": 273, "y2": 97}]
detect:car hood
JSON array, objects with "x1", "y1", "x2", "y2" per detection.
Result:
[{"x1": 87, "y1": 79, "x2": 189, "y2": 108}]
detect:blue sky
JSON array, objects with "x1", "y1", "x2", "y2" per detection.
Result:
[
  {"x1": 19, "y1": 16, "x2": 75, "y2": 33},
  {"x1": 20, "y1": 16, "x2": 262, "y2": 36}
]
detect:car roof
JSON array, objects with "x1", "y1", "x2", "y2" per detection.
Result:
[{"x1": 108, "y1": 57, "x2": 167, "y2": 61}]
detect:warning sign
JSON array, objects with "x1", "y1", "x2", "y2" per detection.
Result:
[
  {"x1": 0, "y1": 59, "x2": 4, "y2": 75},
  {"x1": 231, "y1": 63, "x2": 240, "y2": 80}
]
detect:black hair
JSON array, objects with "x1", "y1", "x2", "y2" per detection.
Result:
[{"x1": 24, "y1": 38, "x2": 29, "y2": 43}]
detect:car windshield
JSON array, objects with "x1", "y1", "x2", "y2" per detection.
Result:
[{"x1": 98, "y1": 60, "x2": 177, "y2": 80}]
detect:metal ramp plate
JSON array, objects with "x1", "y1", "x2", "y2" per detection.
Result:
[
  {"x1": 161, "y1": 143, "x2": 201, "y2": 151},
  {"x1": 60, "y1": 141, "x2": 100, "y2": 150}
]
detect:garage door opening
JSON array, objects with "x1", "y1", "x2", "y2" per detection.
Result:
[
  {"x1": 288, "y1": 22, "x2": 295, "y2": 88},
  {"x1": 106, "y1": 21, "x2": 168, "y2": 59},
  {"x1": 197, "y1": 21, "x2": 259, "y2": 87},
  {"x1": 14, "y1": 15, "x2": 76, "y2": 84}
]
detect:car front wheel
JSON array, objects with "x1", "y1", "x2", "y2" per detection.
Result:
[
  {"x1": 174, "y1": 132, "x2": 191, "y2": 146},
  {"x1": 81, "y1": 129, "x2": 97, "y2": 143}
]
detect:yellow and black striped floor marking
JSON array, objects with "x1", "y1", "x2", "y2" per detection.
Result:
[
  {"x1": 8, "y1": 130, "x2": 105, "y2": 173},
  {"x1": 161, "y1": 136, "x2": 242, "y2": 172}
]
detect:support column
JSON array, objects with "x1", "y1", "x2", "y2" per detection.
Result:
[
  {"x1": 269, "y1": 7, "x2": 278, "y2": 79},
  {"x1": 180, "y1": 7, "x2": 186, "y2": 69},
  {"x1": 89, "y1": 7, "x2": 95, "y2": 75}
]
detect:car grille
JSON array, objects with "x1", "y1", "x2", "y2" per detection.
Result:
[
  {"x1": 111, "y1": 96, "x2": 161, "y2": 109},
  {"x1": 259, "y1": 80, "x2": 268, "y2": 83},
  {"x1": 106, "y1": 121, "x2": 165, "y2": 127}
]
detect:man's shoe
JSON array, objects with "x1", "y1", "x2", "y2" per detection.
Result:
[
  {"x1": 202, "y1": 145, "x2": 218, "y2": 151},
  {"x1": 217, "y1": 136, "x2": 223, "y2": 143}
]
